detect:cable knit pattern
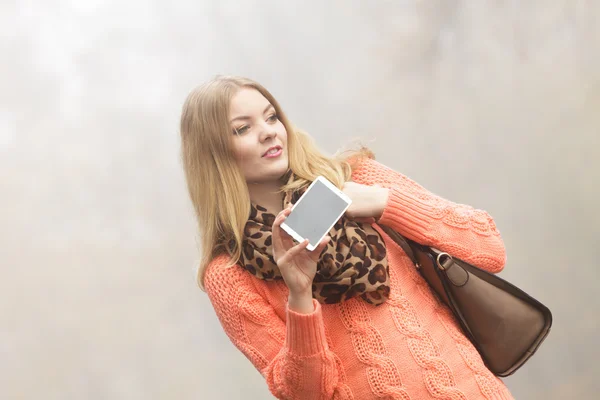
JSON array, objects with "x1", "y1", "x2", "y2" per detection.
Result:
[
  {"x1": 204, "y1": 157, "x2": 515, "y2": 400},
  {"x1": 337, "y1": 300, "x2": 411, "y2": 399},
  {"x1": 386, "y1": 238, "x2": 505, "y2": 399},
  {"x1": 351, "y1": 158, "x2": 507, "y2": 274},
  {"x1": 436, "y1": 306, "x2": 505, "y2": 399},
  {"x1": 385, "y1": 257, "x2": 467, "y2": 400}
]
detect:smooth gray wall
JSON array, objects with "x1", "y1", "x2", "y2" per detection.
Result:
[{"x1": 1, "y1": 1, "x2": 598, "y2": 399}]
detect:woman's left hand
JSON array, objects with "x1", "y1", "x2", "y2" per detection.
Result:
[{"x1": 342, "y1": 181, "x2": 390, "y2": 223}]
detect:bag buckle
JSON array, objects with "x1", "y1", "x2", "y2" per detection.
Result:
[{"x1": 436, "y1": 252, "x2": 453, "y2": 270}]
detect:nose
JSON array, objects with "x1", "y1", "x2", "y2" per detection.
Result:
[{"x1": 259, "y1": 123, "x2": 277, "y2": 143}]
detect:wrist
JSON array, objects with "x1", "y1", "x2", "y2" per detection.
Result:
[
  {"x1": 288, "y1": 290, "x2": 315, "y2": 314},
  {"x1": 375, "y1": 187, "x2": 390, "y2": 220}
]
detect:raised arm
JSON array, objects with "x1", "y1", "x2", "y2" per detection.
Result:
[
  {"x1": 351, "y1": 157, "x2": 506, "y2": 273},
  {"x1": 204, "y1": 255, "x2": 350, "y2": 400}
]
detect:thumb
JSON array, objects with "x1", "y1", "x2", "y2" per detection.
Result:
[{"x1": 311, "y1": 235, "x2": 331, "y2": 260}]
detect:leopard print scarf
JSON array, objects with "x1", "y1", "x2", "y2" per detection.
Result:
[{"x1": 237, "y1": 185, "x2": 391, "y2": 305}]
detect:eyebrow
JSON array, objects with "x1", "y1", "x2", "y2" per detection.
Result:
[{"x1": 230, "y1": 104, "x2": 274, "y2": 123}]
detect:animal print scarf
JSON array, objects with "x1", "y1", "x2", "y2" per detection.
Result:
[{"x1": 237, "y1": 184, "x2": 391, "y2": 305}]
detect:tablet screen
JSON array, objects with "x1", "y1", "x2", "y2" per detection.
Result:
[{"x1": 284, "y1": 179, "x2": 350, "y2": 246}]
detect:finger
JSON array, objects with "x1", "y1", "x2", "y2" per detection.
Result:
[
  {"x1": 272, "y1": 208, "x2": 293, "y2": 253},
  {"x1": 279, "y1": 208, "x2": 296, "y2": 248},
  {"x1": 274, "y1": 207, "x2": 291, "y2": 226},
  {"x1": 310, "y1": 235, "x2": 331, "y2": 261},
  {"x1": 279, "y1": 227, "x2": 295, "y2": 250},
  {"x1": 280, "y1": 238, "x2": 310, "y2": 264}
]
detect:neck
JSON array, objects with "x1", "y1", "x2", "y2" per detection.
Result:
[{"x1": 247, "y1": 180, "x2": 285, "y2": 214}]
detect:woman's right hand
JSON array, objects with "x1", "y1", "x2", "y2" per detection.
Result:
[{"x1": 272, "y1": 206, "x2": 331, "y2": 302}]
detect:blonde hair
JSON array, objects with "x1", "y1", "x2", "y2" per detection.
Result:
[{"x1": 179, "y1": 75, "x2": 374, "y2": 289}]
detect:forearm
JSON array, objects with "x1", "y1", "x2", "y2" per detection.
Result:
[
  {"x1": 205, "y1": 261, "x2": 342, "y2": 400},
  {"x1": 266, "y1": 298, "x2": 339, "y2": 399},
  {"x1": 351, "y1": 158, "x2": 507, "y2": 273},
  {"x1": 377, "y1": 185, "x2": 506, "y2": 272}
]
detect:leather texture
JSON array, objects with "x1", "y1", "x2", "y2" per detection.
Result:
[{"x1": 379, "y1": 224, "x2": 553, "y2": 377}]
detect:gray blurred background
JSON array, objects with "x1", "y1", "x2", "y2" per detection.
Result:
[{"x1": 1, "y1": 1, "x2": 599, "y2": 399}]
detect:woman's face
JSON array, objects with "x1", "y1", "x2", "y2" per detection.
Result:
[{"x1": 229, "y1": 88, "x2": 289, "y2": 184}]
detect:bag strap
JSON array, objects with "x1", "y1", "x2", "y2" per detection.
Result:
[
  {"x1": 378, "y1": 225, "x2": 419, "y2": 266},
  {"x1": 379, "y1": 224, "x2": 464, "y2": 280}
]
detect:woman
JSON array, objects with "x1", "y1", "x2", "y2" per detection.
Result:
[{"x1": 180, "y1": 75, "x2": 514, "y2": 399}]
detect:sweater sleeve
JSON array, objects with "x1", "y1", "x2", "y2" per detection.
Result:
[
  {"x1": 204, "y1": 255, "x2": 344, "y2": 400},
  {"x1": 351, "y1": 157, "x2": 506, "y2": 273}
]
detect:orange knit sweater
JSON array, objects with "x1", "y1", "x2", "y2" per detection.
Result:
[{"x1": 204, "y1": 157, "x2": 515, "y2": 400}]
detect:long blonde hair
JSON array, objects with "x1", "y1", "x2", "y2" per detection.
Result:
[{"x1": 179, "y1": 75, "x2": 374, "y2": 289}]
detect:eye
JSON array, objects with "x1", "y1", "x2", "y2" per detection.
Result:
[
  {"x1": 233, "y1": 125, "x2": 249, "y2": 135},
  {"x1": 267, "y1": 113, "x2": 278, "y2": 122}
]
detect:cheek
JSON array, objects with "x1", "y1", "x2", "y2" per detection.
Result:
[
  {"x1": 231, "y1": 142, "x2": 246, "y2": 164},
  {"x1": 277, "y1": 123, "x2": 288, "y2": 143},
  {"x1": 233, "y1": 139, "x2": 255, "y2": 166}
]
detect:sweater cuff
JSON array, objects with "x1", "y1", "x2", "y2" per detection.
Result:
[
  {"x1": 377, "y1": 186, "x2": 436, "y2": 238},
  {"x1": 285, "y1": 299, "x2": 329, "y2": 356}
]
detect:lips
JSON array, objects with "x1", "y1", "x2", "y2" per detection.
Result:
[{"x1": 262, "y1": 145, "x2": 282, "y2": 157}]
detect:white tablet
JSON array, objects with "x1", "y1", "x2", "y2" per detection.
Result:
[{"x1": 281, "y1": 176, "x2": 352, "y2": 251}]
